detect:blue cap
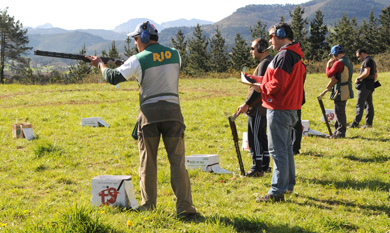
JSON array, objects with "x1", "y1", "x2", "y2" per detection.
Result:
[
  {"x1": 127, "y1": 21, "x2": 158, "y2": 37},
  {"x1": 329, "y1": 45, "x2": 343, "y2": 56}
]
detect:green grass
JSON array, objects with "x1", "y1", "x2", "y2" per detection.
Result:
[{"x1": 0, "y1": 73, "x2": 389, "y2": 232}]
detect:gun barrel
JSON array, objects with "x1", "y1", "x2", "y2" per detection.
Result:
[
  {"x1": 34, "y1": 50, "x2": 90, "y2": 62},
  {"x1": 34, "y1": 50, "x2": 124, "y2": 66}
]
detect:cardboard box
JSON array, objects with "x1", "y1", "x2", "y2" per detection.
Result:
[
  {"x1": 81, "y1": 117, "x2": 109, "y2": 127},
  {"x1": 91, "y1": 175, "x2": 138, "y2": 209},
  {"x1": 12, "y1": 123, "x2": 35, "y2": 140},
  {"x1": 185, "y1": 154, "x2": 231, "y2": 174}
]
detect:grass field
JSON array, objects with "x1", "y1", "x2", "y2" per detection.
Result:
[{"x1": 0, "y1": 72, "x2": 389, "y2": 232}]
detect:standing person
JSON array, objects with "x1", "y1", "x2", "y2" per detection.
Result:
[
  {"x1": 254, "y1": 23, "x2": 306, "y2": 202},
  {"x1": 236, "y1": 38, "x2": 272, "y2": 177},
  {"x1": 325, "y1": 45, "x2": 354, "y2": 138},
  {"x1": 87, "y1": 21, "x2": 196, "y2": 217},
  {"x1": 350, "y1": 49, "x2": 377, "y2": 128}
]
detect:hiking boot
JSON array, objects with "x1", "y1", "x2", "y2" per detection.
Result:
[
  {"x1": 256, "y1": 193, "x2": 285, "y2": 203},
  {"x1": 284, "y1": 189, "x2": 293, "y2": 194},
  {"x1": 349, "y1": 123, "x2": 359, "y2": 128},
  {"x1": 327, "y1": 134, "x2": 345, "y2": 139},
  {"x1": 177, "y1": 206, "x2": 198, "y2": 218},
  {"x1": 133, "y1": 204, "x2": 154, "y2": 212},
  {"x1": 245, "y1": 170, "x2": 264, "y2": 177}
]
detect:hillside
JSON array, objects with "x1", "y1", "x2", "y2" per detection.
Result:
[
  {"x1": 196, "y1": 0, "x2": 387, "y2": 46},
  {"x1": 26, "y1": 0, "x2": 389, "y2": 63}
]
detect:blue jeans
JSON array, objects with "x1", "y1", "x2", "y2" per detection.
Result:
[{"x1": 267, "y1": 109, "x2": 298, "y2": 195}]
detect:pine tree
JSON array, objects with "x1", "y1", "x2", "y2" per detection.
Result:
[
  {"x1": 230, "y1": 33, "x2": 251, "y2": 71},
  {"x1": 290, "y1": 6, "x2": 308, "y2": 52},
  {"x1": 378, "y1": 4, "x2": 390, "y2": 51},
  {"x1": 124, "y1": 36, "x2": 136, "y2": 58},
  {"x1": 68, "y1": 45, "x2": 91, "y2": 84},
  {"x1": 106, "y1": 41, "x2": 120, "y2": 69},
  {"x1": 250, "y1": 20, "x2": 267, "y2": 40},
  {"x1": 170, "y1": 29, "x2": 188, "y2": 72},
  {"x1": 358, "y1": 9, "x2": 379, "y2": 54},
  {"x1": 307, "y1": 10, "x2": 329, "y2": 61},
  {"x1": 108, "y1": 41, "x2": 120, "y2": 59},
  {"x1": 209, "y1": 27, "x2": 230, "y2": 73},
  {"x1": 0, "y1": 7, "x2": 31, "y2": 84},
  {"x1": 187, "y1": 24, "x2": 210, "y2": 74},
  {"x1": 329, "y1": 14, "x2": 359, "y2": 60}
]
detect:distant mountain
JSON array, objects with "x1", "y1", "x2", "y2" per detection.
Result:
[
  {"x1": 161, "y1": 19, "x2": 213, "y2": 29},
  {"x1": 112, "y1": 18, "x2": 213, "y2": 34},
  {"x1": 26, "y1": 0, "x2": 389, "y2": 64},
  {"x1": 36, "y1": 23, "x2": 54, "y2": 29},
  {"x1": 113, "y1": 18, "x2": 163, "y2": 34}
]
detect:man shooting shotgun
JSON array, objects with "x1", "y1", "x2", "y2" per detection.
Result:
[{"x1": 87, "y1": 21, "x2": 197, "y2": 217}]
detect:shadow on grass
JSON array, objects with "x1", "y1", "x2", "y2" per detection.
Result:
[
  {"x1": 302, "y1": 177, "x2": 390, "y2": 192},
  {"x1": 349, "y1": 136, "x2": 390, "y2": 142},
  {"x1": 179, "y1": 214, "x2": 314, "y2": 233},
  {"x1": 343, "y1": 154, "x2": 389, "y2": 163},
  {"x1": 298, "y1": 194, "x2": 390, "y2": 218}
]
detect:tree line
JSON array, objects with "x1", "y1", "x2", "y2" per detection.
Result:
[{"x1": 1, "y1": 4, "x2": 390, "y2": 84}]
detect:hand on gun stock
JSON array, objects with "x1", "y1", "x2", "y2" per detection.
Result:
[
  {"x1": 86, "y1": 56, "x2": 103, "y2": 68},
  {"x1": 235, "y1": 103, "x2": 249, "y2": 118}
]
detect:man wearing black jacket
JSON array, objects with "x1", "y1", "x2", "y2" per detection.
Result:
[
  {"x1": 350, "y1": 48, "x2": 377, "y2": 128},
  {"x1": 236, "y1": 38, "x2": 272, "y2": 177}
]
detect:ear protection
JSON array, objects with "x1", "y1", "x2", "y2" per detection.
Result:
[
  {"x1": 275, "y1": 27, "x2": 287, "y2": 39},
  {"x1": 256, "y1": 38, "x2": 269, "y2": 53},
  {"x1": 140, "y1": 21, "x2": 150, "y2": 44}
]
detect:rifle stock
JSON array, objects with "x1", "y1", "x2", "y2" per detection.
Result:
[{"x1": 34, "y1": 50, "x2": 124, "y2": 66}]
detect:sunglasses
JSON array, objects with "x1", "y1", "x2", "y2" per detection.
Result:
[{"x1": 269, "y1": 33, "x2": 276, "y2": 39}]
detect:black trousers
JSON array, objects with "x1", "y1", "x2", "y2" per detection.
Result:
[
  {"x1": 351, "y1": 85, "x2": 374, "y2": 126},
  {"x1": 247, "y1": 109, "x2": 270, "y2": 172}
]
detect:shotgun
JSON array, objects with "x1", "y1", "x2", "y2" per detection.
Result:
[
  {"x1": 34, "y1": 50, "x2": 124, "y2": 66},
  {"x1": 317, "y1": 95, "x2": 333, "y2": 136},
  {"x1": 228, "y1": 112, "x2": 245, "y2": 176}
]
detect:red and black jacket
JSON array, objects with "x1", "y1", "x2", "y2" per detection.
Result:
[{"x1": 259, "y1": 42, "x2": 306, "y2": 110}]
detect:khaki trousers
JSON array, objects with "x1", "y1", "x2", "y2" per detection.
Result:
[{"x1": 137, "y1": 121, "x2": 193, "y2": 213}]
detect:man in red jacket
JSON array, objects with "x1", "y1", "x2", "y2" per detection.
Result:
[{"x1": 254, "y1": 23, "x2": 306, "y2": 202}]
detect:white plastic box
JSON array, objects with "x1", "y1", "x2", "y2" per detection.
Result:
[
  {"x1": 242, "y1": 132, "x2": 250, "y2": 151},
  {"x1": 81, "y1": 117, "x2": 109, "y2": 127},
  {"x1": 301, "y1": 120, "x2": 309, "y2": 136},
  {"x1": 321, "y1": 109, "x2": 335, "y2": 125},
  {"x1": 185, "y1": 154, "x2": 231, "y2": 174},
  {"x1": 91, "y1": 175, "x2": 138, "y2": 209}
]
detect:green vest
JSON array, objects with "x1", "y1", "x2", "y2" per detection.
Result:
[
  {"x1": 135, "y1": 43, "x2": 181, "y2": 106},
  {"x1": 331, "y1": 56, "x2": 354, "y2": 101}
]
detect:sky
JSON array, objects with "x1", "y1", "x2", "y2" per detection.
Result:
[{"x1": 2, "y1": 0, "x2": 310, "y2": 30}]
